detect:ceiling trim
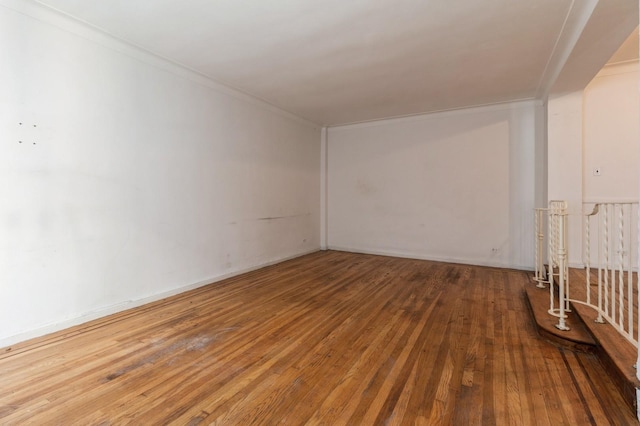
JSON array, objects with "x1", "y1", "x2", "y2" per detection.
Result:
[
  {"x1": 535, "y1": 0, "x2": 598, "y2": 99},
  {"x1": 595, "y1": 60, "x2": 639, "y2": 78},
  {"x1": 328, "y1": 99, "x2": 544, "y2": 131},
  {"x1": 1, "y1": 0, "x2": 320, "y2": 128}
]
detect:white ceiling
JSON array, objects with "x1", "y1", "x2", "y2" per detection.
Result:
[{"x1": 35, "y1": 0, "x2": 638, "y2": 126}]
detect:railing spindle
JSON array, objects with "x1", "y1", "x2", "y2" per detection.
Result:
[
  {"x1": 597, "y1": 204, "x2": 604, "y2": 323},
  {"x1": 534, "y1": 208, "x2": 547, "y2": 288},
  {"x1": 619, "y1": 204, "x2": 624, "y2": 331},
  {"x1": 629, "y1": 205, "x2": 634, "y2": 338},
  {"x1": 556, "y1": 208, "x2": 569, "y2": 331},
  {"x1": 604, "y1": 205, "x2": 609, "y2": 318},
  {"x1": 586, "y1": 212, "x2": 591, "y2": 305}
]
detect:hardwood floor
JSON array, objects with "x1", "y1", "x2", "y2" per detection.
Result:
[{"x1": 0, "y1": 251, "x2": 636, "y2": 425}]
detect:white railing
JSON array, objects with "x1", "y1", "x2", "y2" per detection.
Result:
[
  {"x1": 537, "y1": 201, "x2": 640, "y2": 398},
  {"x1": 533, "y1": 207, "x2": 547, "y2": 288},
  {"x1": 534, "y1": 201, "x2": 570, "y2": 330},
  {"x1": 582, "y1": 202, "x2": 639, "y2": 346}
]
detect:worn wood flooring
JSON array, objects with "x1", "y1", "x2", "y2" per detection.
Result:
[
  {"x1": 568, "y1": 268, "x2": 640, "y2": 411},
  {"x1": 0, "y1": 251, "x2": 636, "y2": 425}
]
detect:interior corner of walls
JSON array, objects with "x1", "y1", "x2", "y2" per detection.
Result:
[{"x1": 320, "y1": 127, "x2": 328, "y2": 250}]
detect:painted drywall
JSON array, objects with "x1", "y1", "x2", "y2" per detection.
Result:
[
  {"x1": 582, "y1": 62, "x2": 640, "y2": 269},
  {"x1": 327, "y1": 101, "x2": 544, "y2": 269},
  {"x1": 0, "y1": 5, "x2": 320, "y2": 346},
  {"x1": 583, "y1": 62, "x2": 640, "y2": 202},
  {"x1": 547, "y1": 63, "x2": 640, "y2": 268},
  {"x1": 547, "y1": 91, "x2": 584, "y2": 267},
  {"x1": 509, "y1": 102, "x2": 547, "y2": 269}
]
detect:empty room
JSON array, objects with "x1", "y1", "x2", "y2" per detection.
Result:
[{"x1": 2, "y1": 0, "x2": 640, "y2": 424}]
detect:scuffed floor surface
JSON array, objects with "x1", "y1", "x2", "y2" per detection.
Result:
[{"x1": 0, "y1": 251, "x2": 636, "y2": 424}]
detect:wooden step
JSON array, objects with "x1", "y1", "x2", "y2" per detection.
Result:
[
  {"x1": 568, "y1": 268, "x2": 640, "y2": 412},
  {"x1": 570, "y1": 299, "x2": 639, "y2": 413},
  {"x1": 523, "y1": 283, "x2": 596, "y2": 352},
  {"x1": 525, "y1": 268, "x2": 640, "y2": 413}
]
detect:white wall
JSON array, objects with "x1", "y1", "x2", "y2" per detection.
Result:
[
  {"x1": 547, "y1": 63, "x2": 640, "y2": 267},
  {"x1": 0, "y1": 4, "x2": 321, "y2": 346},
  {"x1": 583, "y1": 62, "x2": 640, "y2": 202},
  {"x1": 327, "y1": 101, "x2": 544, "y2": 269},
  {"x1": 583, "y1": 62, "x2": 640, "y2": 269},
  {"x1": 547, "y1": 92, "x2": 584, "y2": 266}
]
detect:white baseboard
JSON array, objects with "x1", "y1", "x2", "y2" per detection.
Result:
[
  {"x1": 328, "y1": 245, "x2": 534, "y2": 271},
  {"x1": 0, "y1": 248, "x2": 319, "y2": 349}
]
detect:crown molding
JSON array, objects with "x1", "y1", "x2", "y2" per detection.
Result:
[
  {"x1": 535, "y1": 0, "x2": 599, "y2": 99},
  {"x1": 328, "y1": 99, "x2": 543, "y2": 131},
  {"x1": 595, "y1": 60, "x2": 639, "y2": 77},
  {"x1": 0, "y1": 0, "x2": 320, "y2": 129}
]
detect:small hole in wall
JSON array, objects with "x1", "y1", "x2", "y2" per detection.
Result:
[{"x1": 18, "y1": 140, "x2": 22, "y2": 143}]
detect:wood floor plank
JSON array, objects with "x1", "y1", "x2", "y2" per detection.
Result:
[{"x1": 0, "y1": 251, "x2": 636, "y2": 424}]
